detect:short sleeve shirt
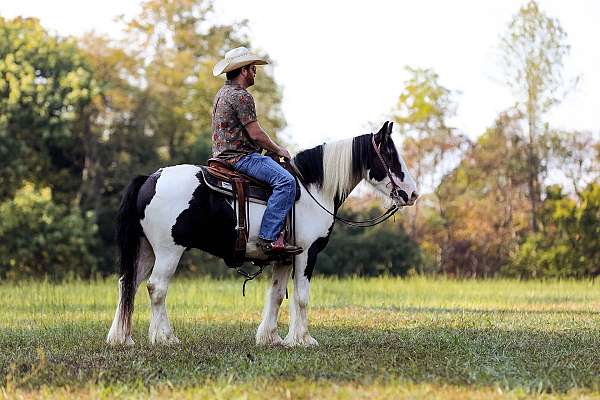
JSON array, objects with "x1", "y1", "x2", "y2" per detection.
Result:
[{"x1": 211, "y1": 80, "x2": 261, "y2": 162}]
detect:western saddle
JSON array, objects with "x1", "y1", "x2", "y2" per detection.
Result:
[{"x1": 199, "y1": 157, "x2": 299, "y2": 267}]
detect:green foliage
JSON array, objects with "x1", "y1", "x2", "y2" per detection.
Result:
[
  {"x1": 120, "y1": 0, "x2": 285, "y2": 165},
  {"x1": 319, "y1": 206, "x2": 422, "y2": 277},
  {"x1": 0, "y1": 16, "x2": 98, "y2": 201},
  {"x1": 0, "y1": 1, "x2": 595, "y2": 281},
  {"x1": 75, "y1": 1, "x2": 287, "y2": 273},
  {"x1": 0, "y1": 185, "x2": 98, "y2": 280},
  {"x1": 393, "y1": 67, "x2": 462, "y2": 192},
  {"x1": 505, "y1": 183, "x2": 600, "y2": 278},
  {"x1": 0, "y1": 3, "x2": 287, "y2": 279}
]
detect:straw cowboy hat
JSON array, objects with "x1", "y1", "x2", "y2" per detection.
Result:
[{"x1": 213, "y1": 47, "x2": 268, "y2": 77}]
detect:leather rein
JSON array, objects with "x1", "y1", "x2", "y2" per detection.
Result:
[{"x1": 295, "y1": 133, "x2": 403, "y2": 228}]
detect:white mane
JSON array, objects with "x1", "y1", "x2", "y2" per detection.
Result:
[{"x1": 322, "y1": 138, "x2": 357, "y2": 201}]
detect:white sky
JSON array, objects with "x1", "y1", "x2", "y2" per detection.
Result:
[{"x1": 1, "y1": 0, "x2": 599, "y2": 149}]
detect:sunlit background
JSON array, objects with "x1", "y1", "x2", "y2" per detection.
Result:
[
  {"x1": 0, "y1": 1, "x2": 598, "y2": 279},
  {"x1": 2, "y1": 0, "x2": 599, "y2": 147}
]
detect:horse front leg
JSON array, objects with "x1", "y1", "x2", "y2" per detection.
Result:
[
  {"x1": 284, "y1": 252, "x2": 318, "y2": 347},
  {"x1": 256, "y1": 262, "x2": 292, "y2": 346}
]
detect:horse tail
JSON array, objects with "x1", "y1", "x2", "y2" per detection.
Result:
[{"x1": 116, "y1": 175, "x2": 148, "y2": 328}]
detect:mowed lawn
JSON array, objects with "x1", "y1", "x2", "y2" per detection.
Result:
[{"x1": 2, "y1": 277, "x2": 600, "y2": 399}]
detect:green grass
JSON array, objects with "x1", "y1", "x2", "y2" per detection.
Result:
[{"x1": 2, "y1": 277, "x2": 600, "y2": 399}]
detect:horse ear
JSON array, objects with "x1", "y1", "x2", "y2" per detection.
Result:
[
  {"x1": 387, "y1": 121, "x2": 394, "y2": 136},
  {"x1": 377, "y1": 121, "x2": 388, "y2": 137},
  {"x1": 375, "y1": 121, "x2": 388, "y2": 144}
]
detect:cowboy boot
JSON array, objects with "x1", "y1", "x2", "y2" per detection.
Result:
[{"x1": 257, "y1": 232, "x2": 303, "y2": 255}]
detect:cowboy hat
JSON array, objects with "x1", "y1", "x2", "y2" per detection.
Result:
[{"x1": 213, "y1": 47, "x2": 268, "y2": 77}]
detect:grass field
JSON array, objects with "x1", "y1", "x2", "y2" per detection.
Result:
[{"x1": 2, "y1": 276, "x2": 600, "y2": 399}]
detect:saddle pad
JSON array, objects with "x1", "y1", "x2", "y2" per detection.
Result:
[{"x1": 199, "y1": 166, "x2": 271, "y2": 204}]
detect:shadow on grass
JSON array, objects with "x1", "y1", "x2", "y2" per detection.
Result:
[
  {"x1": 360, "y1": 305, "x2": 600, "y2": 316},
  {"x1": 1, "y1": 319, "x2": 599, "y2": 394}
]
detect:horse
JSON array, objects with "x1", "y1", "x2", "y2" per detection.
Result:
[{"x1": 106, "y1": 121, "x2": 418, "y2": 347}]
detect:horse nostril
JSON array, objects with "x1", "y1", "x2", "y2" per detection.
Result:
[{"x1": 411, "y1": 192, "x2": 419, "y2": 202}]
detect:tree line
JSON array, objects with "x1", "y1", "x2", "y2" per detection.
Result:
[
  {"x1": 0, "y1": 0, "x2": 597, "y2": 280},
  {"x1": 391, "y1": 1, "x2": 599, "y2": 277}
]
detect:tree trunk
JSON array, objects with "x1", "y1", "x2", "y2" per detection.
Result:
[{"x1": 527, "y1": 95, "x2": 539, "y2": 233}]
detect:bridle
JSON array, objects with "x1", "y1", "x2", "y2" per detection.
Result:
[
  {"x1": 371, "y1": 133, "x2": 405, "y2": 203},
  {"x1": 295, "y1": 133, "x2": 404, "y2": 228}
]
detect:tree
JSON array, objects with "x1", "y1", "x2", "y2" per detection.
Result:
[
  {"x1": 392, "y1": 67, "x2": 467, "y2": 271},
  {"x1": 0, "y1": 17, "x2": 98, "y2": 202},
  {"x1": 73, "y1": 1, "x2": 287, "y2": 274},
  {"x1": 436, "y1": 109, "x2": 531, "y2": 276},
  {"x1": 120, "y1": 0, "x2": 286, "y2": 166},
  {"x1": 547, "y1": 130, "x2": 599, "y2": 197},
  {"x1": 498, "y1": 0, "x2": 571, "y2": 232},
  {"x1": 505, "y1": 183, "x2": 600, "y2": 278},
  {"x1": 318, "y1": 202, "x2": 422, "y2": 277},
  {"x1": 0, "y1": 185, "x2": 98, "y2": 280}
]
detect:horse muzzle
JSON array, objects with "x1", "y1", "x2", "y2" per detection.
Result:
[{"x1": 391, "y1": 188, "x2": 418, "y2": 206}]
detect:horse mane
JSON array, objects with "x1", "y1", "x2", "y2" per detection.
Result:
[
  {"x1": 293, "y1": 134, "x2": 373, "y2": 201},
  {"x1": 293, "y1": 144, "x2": 324, "y2": 189},
  {"x1": 322, "y1": 138, "x2": 355, "y2": 200}
]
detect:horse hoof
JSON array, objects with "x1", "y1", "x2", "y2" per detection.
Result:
[
  {"x1": 256, "y1": 334, "x2": 284, "y2": 346},
  {"x1": 256, "y1": 325, "x2": 284, "y2": 346},
  {"x1": 150, "y1": 330, "x2": 180, "y2": 345},
  {"x1": 283, "y1": 335, "x2": 319, "y2": 348},
  {"x1": 106, "y1": 335, "x2": 135, "y2": 346}
]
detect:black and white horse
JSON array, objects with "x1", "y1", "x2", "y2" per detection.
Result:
[{"x1": 107, "y1": 121, "x2": 417, "y2": 347}]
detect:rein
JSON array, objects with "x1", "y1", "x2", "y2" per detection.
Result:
[{"x1": 294, "y1": 133, "x2": 402, "y2": 228}]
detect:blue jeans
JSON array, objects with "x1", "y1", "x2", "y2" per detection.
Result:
[{"x1": 234, "y1": 153, "x2": 296, "y2": 241}]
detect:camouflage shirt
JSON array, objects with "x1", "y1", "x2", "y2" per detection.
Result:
[{"x1": 211, "y1": 80, "x2": 260, "y2": 162}]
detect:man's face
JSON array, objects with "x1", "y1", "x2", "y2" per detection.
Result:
[{"x1": 242, "y1": 64, "x2": 256, "y2": 87}]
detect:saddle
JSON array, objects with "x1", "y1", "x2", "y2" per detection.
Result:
[{"x1": 199, "y1": 156, "x2": 299, "y2": 267}]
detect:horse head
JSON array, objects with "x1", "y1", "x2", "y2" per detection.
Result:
[{"x1": 365, "y1": 121, "x2": 418, "y2": 206}]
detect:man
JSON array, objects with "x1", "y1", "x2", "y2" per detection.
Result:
[{"x1": 212, "y1": 47, "x2": 302, "y2": 255}]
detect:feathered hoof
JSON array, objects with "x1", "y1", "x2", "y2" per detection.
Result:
[
  {"x1": 149, "y1": 329, "x2": 180, "y2": 345},
  {"x1": 106, "y1": 333, "x2": 135, "y2": 346},
  {"x1": 283, "y1": 334, "x2": 319, "y2": 348},
  {"x1": 256, "y1": 326, "x2": 284, "y2": 346}
]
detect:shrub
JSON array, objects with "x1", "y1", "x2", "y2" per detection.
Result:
[{"x1": 0, "y1": 185, "x2": 99, "y2": 280}]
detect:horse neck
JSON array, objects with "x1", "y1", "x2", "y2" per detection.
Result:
[
  {"x1": 294, "y1": 135, "x2": 372, "y2": 208},
  {"x1": 320, "y1": 138, "x2": 362, "y2": 206}
]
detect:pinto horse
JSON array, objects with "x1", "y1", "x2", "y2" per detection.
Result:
[{"x1": 106, "y1": 121, "x2": 418, "y2": 347}]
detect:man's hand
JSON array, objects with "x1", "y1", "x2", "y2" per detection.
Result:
[{"x1": 278, "y1": 147, "x2": 291, "y2": 160}]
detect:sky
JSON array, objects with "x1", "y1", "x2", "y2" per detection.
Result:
[{"x1": 1, "y1": 0, "x2": 599, "y2": 149}]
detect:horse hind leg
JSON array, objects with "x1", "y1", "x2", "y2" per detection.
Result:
[
  {"x1": 147, "y1": 245, "x2": 184, "y2": 345},
  {"x1": 256, "y1": 261, "x2": 292, "y2": 346},
  {"x1": 107, "y1": 237, "x2": 155, "y2": 345}
]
